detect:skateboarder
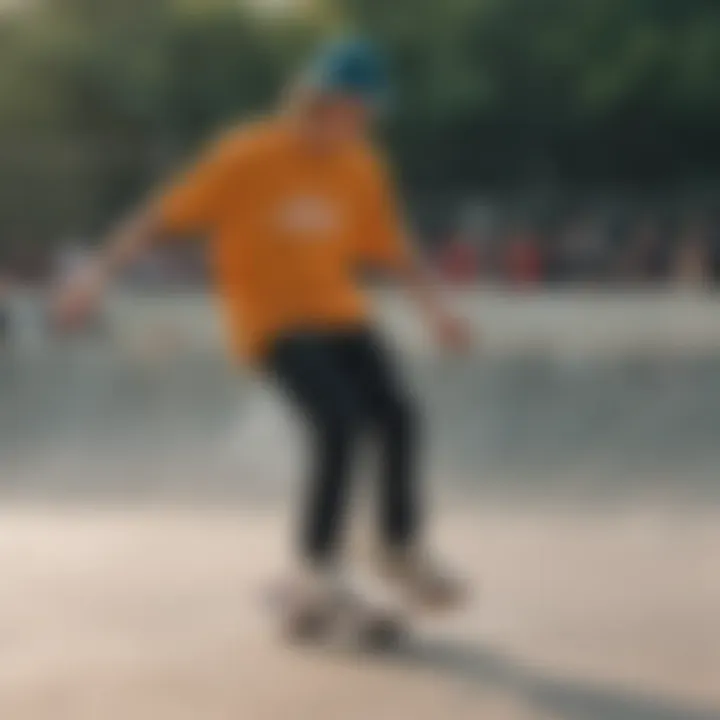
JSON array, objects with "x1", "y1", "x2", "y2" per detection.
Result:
[{"x1": 54, "y1": 38, "x2": 473, "y2": 628}]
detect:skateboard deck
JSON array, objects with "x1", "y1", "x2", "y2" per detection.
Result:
[{"x1": 260, "y1": 579, "x2": 409, "y2": 651}]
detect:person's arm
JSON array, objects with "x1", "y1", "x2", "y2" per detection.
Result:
[
  {"x1": 53, "y1": 133, "x2": 238, "y2": 330},
  {"x1": 357, "y1": 151, "x2": 474, "y2": 352},
  {"x1": 52, "y1": 204, "x2": 163, "y2": 330},
  {"x1": 91, "y1": 204, "x2": 163, "y2": 279},
  {"x1": 394, "y1": 241, "x2": 474, "y2": 352}
]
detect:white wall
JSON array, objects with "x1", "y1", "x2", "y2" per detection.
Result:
[{"x1": 107, "y1": 289, "x2": 720, "y2": 360}]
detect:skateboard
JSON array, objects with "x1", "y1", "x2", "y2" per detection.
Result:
[{"x1": 261, "y1": 579, "x2": 409, "y2": 652}]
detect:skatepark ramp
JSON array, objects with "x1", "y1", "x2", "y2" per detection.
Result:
[{"x1": 2, "y1": 290, "x2": 720, "y2": 503}]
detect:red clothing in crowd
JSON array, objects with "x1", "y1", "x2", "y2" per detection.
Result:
[
  {"x1": 437, "y1": 236, "x2": 479, "y2": 283},
  {"x1": 505, "y1": 234, "x2": 543, "y2": 286}
]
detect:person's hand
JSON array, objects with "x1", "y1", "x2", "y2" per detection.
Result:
[
  {"x1": 431, "y1": 311, "x2": 475, "y2": 353},
  {"x1": 52, "y1": 266, "x2": 106, "y2": 333}
]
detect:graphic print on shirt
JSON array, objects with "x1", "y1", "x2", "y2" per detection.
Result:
[{"x1": 274, "y1": 195, "x2": 343, "y2": 238}]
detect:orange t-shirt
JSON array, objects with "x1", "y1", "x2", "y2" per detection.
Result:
[{"x1": 156, "y1": 120, "x2": 409, "y2": 361}]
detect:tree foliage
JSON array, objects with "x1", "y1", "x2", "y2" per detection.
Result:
[
  {"x1": 342, "y1": 0, "x2": 720, "y2": 190},
  {"x1": 1, "y1": 0, "x2": 719, "y2": 251}
]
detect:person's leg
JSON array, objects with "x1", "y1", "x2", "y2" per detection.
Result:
[
  {"x1": 268, "y1": 333, "x2": 364, "y2": 567},
  {"x1": 333, "y1": 330, "x2": 420, "y2": 550},
  {"x1": 268, "y1": 332, "x2": 420, "y2": 637},
  {"x1": 335, "y1": 329, "x2": 468, "y2": 609}
]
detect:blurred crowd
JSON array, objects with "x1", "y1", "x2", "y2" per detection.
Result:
[
  {"x1": 2, "y1": 203, "x2": 720, "y2": 297},
  {"x1": 433, "y1": 203, "x2": 720, "y2": 289}
]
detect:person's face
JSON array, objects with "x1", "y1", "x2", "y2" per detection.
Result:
[{"x1": 314, "y1": 95, "x2": 372, "y2": 147}]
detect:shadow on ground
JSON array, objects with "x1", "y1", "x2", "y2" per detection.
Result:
[{"x1": 386, "y1": 639, "x2": 720, "y2": 720}]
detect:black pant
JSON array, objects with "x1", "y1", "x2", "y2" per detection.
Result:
[{"x1": 268, "y1": 327, "x2": 419, "y2": 565}]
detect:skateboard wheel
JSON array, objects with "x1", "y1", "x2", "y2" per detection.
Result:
[
  {"x1": 283, "y1": 607, "x2": 334, "y2": 642},
  {"x1": 359, "y1": 615, "x2": 406, "y2": 651}
]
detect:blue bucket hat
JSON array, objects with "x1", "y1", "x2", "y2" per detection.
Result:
[{"x1": 304, "y1": 38, "x2": 391, "y2": 110}]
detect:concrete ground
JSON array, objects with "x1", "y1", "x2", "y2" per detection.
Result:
[{"x1": 1, "y1": 505, "x2": 718, "y2": 720}]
